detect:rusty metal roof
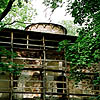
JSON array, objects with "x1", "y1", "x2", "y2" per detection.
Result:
[{"x1": 25, "y1": 23, "x2": 67, "y2": 35}]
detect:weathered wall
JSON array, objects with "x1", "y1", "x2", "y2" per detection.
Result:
[{"x1": 0, "y1": 72, "x2": 10, "y2": 99}]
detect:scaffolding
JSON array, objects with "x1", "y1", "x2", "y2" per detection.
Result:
[{"x1": 0, "y1": 28, "x2": 99, "y2": 100}]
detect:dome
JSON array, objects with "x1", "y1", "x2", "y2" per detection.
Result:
[{"x1": 25, "y1": 23, "x2": 67, "y2": 35}]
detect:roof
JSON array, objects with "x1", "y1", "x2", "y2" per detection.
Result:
[
  {"x1": 1, "y1": 28, "x2": 77, "y2": 43},
  {"x1": 25, "y1": 22, "x2": 67, "y2": 34}
]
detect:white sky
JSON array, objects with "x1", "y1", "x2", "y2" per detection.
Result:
[{"x1": 32, "y1": 0, "x2": 74, "y2": 24}]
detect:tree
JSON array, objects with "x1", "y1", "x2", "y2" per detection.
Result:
[
  {"x1": 0, "y1": 0, "x2": 37, "y2": 29},
  {"x1": 2, "y1": 0, "x2": 37, "y2": 29},
  {"x1": 44, "y1": 0, "x2": 100, "y2": 93},
  {"x1": 43, "y1": 0, "x2": 64, "y2": 11},
  {"x1": 70, "y1": 0, "x2": 100, "y2": 26},
  {"x1": 66, "y1": 0, "x2": 100, "y2": 71},
  {"x1": 57, "y1": 1, "x2": 100, "y2": 98},
  {"x1": 0, "y1": 0, "x2": 15, "y2": 21},
  {"x1": 0, "y1": 0, "x2": 29, "y2": 21}
]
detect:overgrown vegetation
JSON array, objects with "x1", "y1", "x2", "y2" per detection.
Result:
[
  {"x1": 44, "y1": 0, "x2": 100, "y2": 99},
  {"x1": 46, "y1": 0, "x2": 100, "y2": 84},
  {"x1": 0, "y1": 46, "x2": 24, "y2": 74},
  {"x1": 57, "y1": 0, "x2": 100, "y2": 99},
  {"x1": 0, "y1": 0, "x2": 100, "y2": 99}
]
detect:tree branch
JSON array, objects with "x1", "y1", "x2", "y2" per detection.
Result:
[
  {"x1": 0, "y1": 0, "x2": 15, "y2": 21},
  {"x1": 4, "y1": 21, "x2": 32, "y2": 26},
  {"x1": 0, "y1": 21, "x2": 32, "y2": 28}
]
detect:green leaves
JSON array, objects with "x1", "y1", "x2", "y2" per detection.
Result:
[
  {"x1": 0, "y1": 0, "x2": 9, "y2": 14},
  {"x1": 93, "y1": 76, "x2": 100, "y2": 85},
  {"x1": 58, "y1": 40, "x2": 70, "y2": 52},
  {"x1": 18, "y1": 0, "x2": 23, "y2": 8},
  {"x1": 0, "y1": 46, "x2": 24, "y2": 74},
  {"x1": 0, "y1": 0, "x2": 37, "y2": 29},
  {"x1": 43, "y1": 0, "x2": 64, "y2": 10},
  {"x1": 58, "y1": 26, "x2": 100, "y2": 83},
  {"x1": 71, "y1": 0, "x2": 100, "y2": 25}
]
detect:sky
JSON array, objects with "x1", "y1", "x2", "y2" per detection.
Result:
[{"x1": 32, "y1": 0, "x2": 74, "y2": 24}]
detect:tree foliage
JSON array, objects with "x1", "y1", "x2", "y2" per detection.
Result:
[
  {"x1": 0, "y1": 0, "x2": 16, "y2": 21},
  {"x1": 71, "y1": 0, "x2": 100, "y2": 25},
  {"x1": 60, "y1": 20, "x2": 78, "y2": 36},
  {"x1": 44, "y1": 0, "x2": 100, "y2": 87},
  {"x1": 2, "y1": 0, "x2": 37, "y2": 29},
  {"x1": 43, "y1": 0, "x2": 63, "y2": 10},
  {"x1": 0, "y1": 0, "x2": 9, "y2": 14},
  {"x1": 68, "y1": 0, "x2": 100, "y2": 69},
  {"x1": 0, "y1": 46, "x2": 24, "y2": 74},
  {"x1": 0, "y1": 0, "x2": 37, "y2": 29},
  {"x1": 0, "y1": 0, "x2": 30, "y2": 21}
]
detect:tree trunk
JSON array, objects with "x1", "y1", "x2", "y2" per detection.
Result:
[{"x1": 0, "y1": 0, "x2": 15, "y2": 21}]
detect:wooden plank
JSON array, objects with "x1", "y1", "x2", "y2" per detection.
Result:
[
  {"x1": 0, "y1": 36, "x2": 11, "y2": 38},
  {"x1": 10, "y1": 32, "x2": 13, "y2": 100},
  {"x1": 13, "y1": 42, "x2": 43, "y2": 47},
  {"x1": 0, "y1": 41, "x2": 11, "y2": 44},
  {"x1": 69, "y1": 93, "x2": 99, "y2": 96},
  {"x1": 14, "y1": 57, "x2": 65, "y2": 62},
  {"x1": 27, "y1": 35, "x2": 29, "y2": 49}
]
